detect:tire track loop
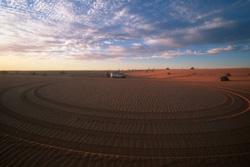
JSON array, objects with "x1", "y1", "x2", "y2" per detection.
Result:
[
  {"x1": 196, "y1": 84, "x2": 250, "y2": 120},
  {"x1": 1, "y1": 127, "x2": 250, "y2": 158},
  {"x1": 32, "y1": 83, "x2": 249, "y2": 123},
  {"x1": 1, "y1": 80, "x2": 250, "y2": 158},
  {"x1": 22, "y1": 87, "x2": 236, "y2": 125},
  {"x1": 2, "y1": 133, "x2": 249, "y2": 166},
  {"x1": 32, "y1": 82, "x2": 243, "y2": 121},
  {"x1": 0, "y1": 105, "x2": 249, "y2": 157},
  {"x1": 2, "y1": 99, "x2": 250, "y2": 143},
  {"x1": 35, "y1": 83, "x2": 231, "y2": 116},
  {"x1": 2, "y1": 81, "x2": 250, "y2": 140},
  {"x1": 1, "y1": 84, "x2": 249, "y2": 140}
]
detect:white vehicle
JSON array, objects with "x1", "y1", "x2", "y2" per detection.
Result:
[{"x1": 110, "y1": 72, "x2": 126, "y2": 78}]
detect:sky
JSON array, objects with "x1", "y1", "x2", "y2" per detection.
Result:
[{"x1": 0, "y1": 0, "x2": 250, "y2": 70}]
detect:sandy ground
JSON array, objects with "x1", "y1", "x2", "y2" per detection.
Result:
[{"x1": 0, "y1": 68, "x2": 250, "y2": 166}]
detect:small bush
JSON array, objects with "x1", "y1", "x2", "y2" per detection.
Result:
[
  {"x1": 31, "y1": 72, "x2": 36, "y2": 75},
  {"x1": 226, "y1": 73, "x2": 231, "y2": 77},
  {"x1": 60, "y1": 71, "x2": 66, "y2": 75},
  {"x1": 190, "y1": 67, "x2": 195, "y2": 70},
  {"x1": 166, "y1": 68, "x2": 170, "y2": 70},
  {"x1": 167, "y1": 72, "x2": 171, "y2": 75},
  {"x1": 220, "y1": 76, "x2": 229, "y2": 81}
]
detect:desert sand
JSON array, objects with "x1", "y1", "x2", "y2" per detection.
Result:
[{"x1": 0, "y1": 68, "x2": 250, "y2": 166}]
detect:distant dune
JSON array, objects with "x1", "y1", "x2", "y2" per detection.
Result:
[{"x1": 0, "y1": 68, "x2": 250, "y2": 166}]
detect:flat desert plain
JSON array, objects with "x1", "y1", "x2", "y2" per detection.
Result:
[{"x1": 0, "y1": 68, "x2": 250, "y2": 167}]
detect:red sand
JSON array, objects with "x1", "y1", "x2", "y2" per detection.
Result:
[{"x1": 0, "y1": 68, "x2": 250, "y2": 166}]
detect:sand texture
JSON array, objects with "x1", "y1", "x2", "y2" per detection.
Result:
[{"x1": 0, "y1": 68, "x2": 250, "y2": 166}]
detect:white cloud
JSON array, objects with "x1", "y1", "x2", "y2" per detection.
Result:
[
  {"x1": 206, "y1": 46, "x2": 237, "y2": 54},
  {"x1": 133, "y1": 57, "x2": 150, "y2": 60},
  {"x1": 242, "y1": 46, "x2": 250, "y2": 51},
  {"x1": 107, "y1": 46, "x2": 127, "y2": 53},
  {"x1": 132, "y1": 43, "x2": 142, "y2": 47},
  {"x1": 68, "y1": 52, "x2": 124, "y2": 62},
  {"x1": 144, "y1": 17, "x2": 235, "y2": 50},
  {"x1": 152, "y1": 50, "x2": 201, "y2": 58},
  {"x1": 151, "y1": 45, "x2": 242, "y2": 59},
  {"x1": 201, "y1": 17, "x2": 234, "y2": 30},
  {"x1": 144, "y1": 38, "x2": 182, "y2": 49},
  {"x1": 104, "y1": 41, "x2": 112, "y2": 44}
]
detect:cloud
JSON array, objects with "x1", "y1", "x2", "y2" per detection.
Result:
[
  {"x1": 0, "y1": 0, "x2": 250, "y2": 64},
  {"x1": 152, "y1": 50, "x2": 201, "y2": 58},
  {"x1": 151, "y1": 45, "x2": 244, "y2": 59},
  {"x1": 104, "y1": 41, "x2": 112, "y2": 44},
  {"x1": 206, "y1": 46, "x2": 238, "y2": 54},
  {"x1": 132, "y1": 43, "x2": 143, "y2": 47},
  {"x1": 68, "y1": 52, "x2": 124, "y2": 62},
  {"x1": 242, "y1": 46, "x2": 250, "y2": 51},
  {"x1": 132, "y1": 57, "x2": 150, "y2": 60},
  {"x1": 144, "y1": 17, "x2": 236, "y2": 49}
]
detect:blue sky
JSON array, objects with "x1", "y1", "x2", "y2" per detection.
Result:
[{"x1": 0, "y1": 0, "x2": 250, "y2": 70}]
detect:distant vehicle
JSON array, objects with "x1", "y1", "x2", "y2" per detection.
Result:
[
  {"x1": 110, "y1": 72, "x2": 126, "y2": 78},
  {"x1": 220, "y1": 76, "x2": 229, "y2": 81}
]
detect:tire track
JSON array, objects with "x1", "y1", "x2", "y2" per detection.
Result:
[
  {"x1": 1, "y1": 124, "x2": 250, "y2": 158},
  {"x1": 1, "y1": 79, "x2": 250, "y2": 159},
  {"x1": 2, "y1": 81, "x2": 250, "y2": 137},
  {"x1": 31, "y1": 82, "x2": 249, "y2": 122},
  {"x1": 21, "y1": 87, "x2": 236, "y2": 124},
  {"x1": 34, "y1": 83, "x2": 233, "y2": 115},
  {"x1": 2, "y1": 134, "x2": 249, "y2": 167},
  {"x1": 2, "y1": 99, "x2": 250, "y2": 143}
]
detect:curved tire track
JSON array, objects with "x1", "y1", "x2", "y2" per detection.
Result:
[{"x1": 0, "y1": 78, "x2": 250, "y2": 165}]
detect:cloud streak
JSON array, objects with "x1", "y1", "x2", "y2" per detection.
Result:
[
  {"x1": 206, "y1": 46, "x2": 238, "y2": 54},
  {"x1": 151, "y1": 45, "x2": 245, "y2": 59}
]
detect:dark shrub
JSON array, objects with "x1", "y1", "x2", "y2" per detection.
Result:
[
  {"x1": 190, "y1": 67, "x2": 195, "y2": 70},
  {"x1": 226, "y1": 73, "x2": 231, "y2": 77},
  {"x1": 60, "y1": 71, "x2": 66, "y2": 75},
  {"x1": 220, "y1": 76, "x2": 229, "y2": 81},
  {"x1": 167, "y1": 72, "x2": 171, "y2": 75}
]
